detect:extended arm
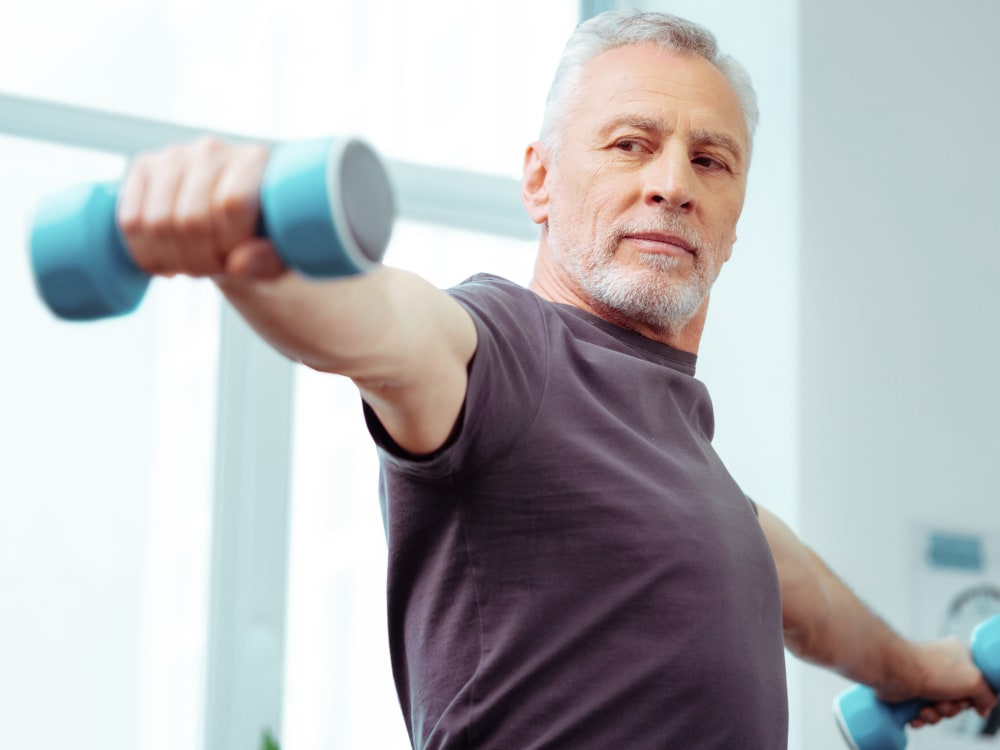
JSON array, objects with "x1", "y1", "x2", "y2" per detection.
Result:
[
  {"x1": 756, "y1": 505, "x2": 997, "y2": 725},
  {"x1": 118, "y1": 137, "x2": 476, "y2": 455}
]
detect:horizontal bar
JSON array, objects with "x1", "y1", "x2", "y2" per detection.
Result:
[
  {"x1": 390, "y1": 160, "x2": 536, "y2": 240},
  {"x1": 0, "y1": 90, "x2": 536, "y2": 239}
]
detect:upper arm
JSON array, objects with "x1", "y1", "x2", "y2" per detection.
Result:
[
  {"x1": 755, "y1": 505, "x2": 805, "y2": 580},
  {"x1": 755, "y1": 504, "x2": 831, "y2": 657},
  {"x1": 351, "y1": 271, "x2": 478, "y2": 457},
  {"x1": 218, "y1": 266, "x2": 478, "y2": 457}
]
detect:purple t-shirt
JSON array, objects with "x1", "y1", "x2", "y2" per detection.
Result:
[{"x1": 364, "y1": 275, "x2": 788, "y2": 749}]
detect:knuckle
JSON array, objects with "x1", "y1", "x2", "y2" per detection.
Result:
[
  {"x1": 146, "y1": 213, "x2": 175, "y2": 240},
  {"x1": 117, "y1": 210, "x2": 143, "y2": 236},
  {"x1": 193, "y1": 135, "x2": 226, "y2": 157},
  {"x1": 149, "y1": 145, "x2": 183, "y2": 170},
  {"x1": 240, "y1": 142, "x2": 270, "y2": 164},
  {"x1": 128, "y1": 155, "x2": 150, "y2": 178},
  {"x1": 175, "y1": 207, "x2": 213, "y2": 237},
  {"x1": 119, "y1": 209, "x2": 171, "y2": 241},
  {"x1": 217, "y1": 188, "x2": 255, "y2": 223}
]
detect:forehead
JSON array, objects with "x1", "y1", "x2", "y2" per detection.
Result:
[{"x1": 572, "y1": 43, "x2": 749, "y2": 150}]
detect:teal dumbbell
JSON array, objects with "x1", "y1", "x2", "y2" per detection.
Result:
[
  {"x1": 29, "y1": 137, "x2": 395, "y2": 321},
  {"x1": 834, "y1": 613, "x2": 1000, "y2": 750}
]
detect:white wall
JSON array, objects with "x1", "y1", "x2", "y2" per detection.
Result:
[{"x1": 800, "y1": 1, "x2": 1000, "y2": 748}]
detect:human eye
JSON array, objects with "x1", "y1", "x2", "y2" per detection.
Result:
[
  {"x1": 692, "y1": 153, "x2": 729, "y2": 172},
  {"x1": 613, "y1": 138, "x2": 649, "y2": 154}
]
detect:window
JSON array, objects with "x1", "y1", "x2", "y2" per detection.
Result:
[
  {"x1": 0, "y1": 136, "x2": 218, "y2": 750},
  {"x1": 1, "y1": 0, "x2": 576, "y2": 747}
]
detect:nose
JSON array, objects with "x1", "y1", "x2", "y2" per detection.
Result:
[{"x1": 643, "y1": 147, "x2": 695, "y2": 211}]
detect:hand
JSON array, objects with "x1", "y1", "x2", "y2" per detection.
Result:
[
  {"x1": 117, "y1": 137, "x2": 287, "y2": 281},
  {"x1": 877, "y1": 637, "x2": 997, "y2": 728}
]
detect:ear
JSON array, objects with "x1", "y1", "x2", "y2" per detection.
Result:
[
  {"x1": 521, "y1": 141, "x2": 551, "y2": 225},
  {"x1": 723, "y1": 233, "x2": 737, "y2": 263}
]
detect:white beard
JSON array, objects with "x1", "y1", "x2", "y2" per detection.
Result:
[{"x1": 551, "y1": 217, "x2": 720, "y2": 332}]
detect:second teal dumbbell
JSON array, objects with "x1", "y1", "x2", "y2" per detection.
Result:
[
  {"x1": 834, "y1": 613, "x2": 1000, "y2": 750},
  {"x1": 29, "y1": 137, "x2": 396, "y2": 321}
]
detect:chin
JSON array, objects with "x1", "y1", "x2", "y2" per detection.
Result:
[{"x1": 587, "y1": 270, "x2": 706, "y2": 331}]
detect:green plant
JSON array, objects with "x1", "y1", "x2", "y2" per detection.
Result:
[{"x1": 260, "y1": 729, "x2": 281, "y2": 750}]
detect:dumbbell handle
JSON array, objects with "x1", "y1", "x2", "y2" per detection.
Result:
[
  {"x1": 835, "y1": 613, "x2": 1000, "y2": 750},
  {"x1": 30, "y1": 137, "x2": 395, "y2": 321}
]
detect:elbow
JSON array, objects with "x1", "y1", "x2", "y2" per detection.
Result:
[{"x1": 779, "y1": 568, "x2": 834, "y2": 666}]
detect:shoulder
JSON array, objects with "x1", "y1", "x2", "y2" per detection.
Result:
[
  {"x1": 445, "y1": 273, "x2": 552, "y2": 351},
  {"x1": 447, "y1": 273, "x2": 542, "y2": 317}
]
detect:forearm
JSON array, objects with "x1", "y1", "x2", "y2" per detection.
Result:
[
  {"x1": 758, "y1": 507, "x2": 919, "y2": 694},
  {"x1": 780, "y1": 542, "x2": 918, "y2": 694},
  {"x1": 216, "y1": 266, "x2": 466, "y2": 379},
  {"x1": 762, "y1": 506, "x2": 994, "y2": 717},
  {"x1": 215, "y1": 265, "x2": 477, "y2": 455}
]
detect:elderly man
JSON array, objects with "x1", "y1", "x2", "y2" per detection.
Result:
[{"x1": 117, "y1": 9, "x2": 995, "y2": 749}]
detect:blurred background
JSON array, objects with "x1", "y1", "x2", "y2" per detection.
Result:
[{"x1": 0, "y1": 1, "x2": 997, "y2": 749}]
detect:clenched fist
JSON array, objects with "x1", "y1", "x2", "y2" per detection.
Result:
[{"x1": 117, "y1": 137, "x2": 287, "y2": 281}]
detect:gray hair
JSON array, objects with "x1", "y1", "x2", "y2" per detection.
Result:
[{"x1": 539, "y1": 10, "x2": 758, "y2": 156}]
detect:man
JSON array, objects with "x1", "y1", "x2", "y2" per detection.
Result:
[{"x1": 117, "y1": 10, "x2": 995, "y2": 748}]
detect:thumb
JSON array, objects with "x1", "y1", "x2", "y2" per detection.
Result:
[{"x1": 224, "y1": 239, "x2": 288, "y2": 280}]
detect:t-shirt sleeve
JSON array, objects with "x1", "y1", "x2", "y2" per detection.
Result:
[{"x1": 362, "y1": 275, "x2": 549, "y2": 481}]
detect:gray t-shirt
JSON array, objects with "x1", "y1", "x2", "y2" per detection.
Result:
[{"x1": 365, "y1": 274, "x2": 788, "y2": 749}]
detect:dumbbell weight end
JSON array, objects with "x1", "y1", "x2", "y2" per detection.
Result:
[
  {"x1": 30, "y1": 182, "x2": 149, "y2": 321},
  {"x1": 261, "y1": 137, "x2": 394, "y2": 278},
  {"x1": 834, "y1": 689, "x2": 924, "y2": 750}
]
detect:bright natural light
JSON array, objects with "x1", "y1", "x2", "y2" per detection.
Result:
[
  {"x1": 0, "y1": 0, "x2": 574, "y2": 748},
  {"x1": 10, "y1": 2, "x2": 990, "y2": 750},
  {"x1": 0, "y1": 135, "x2": 219, "y2": 750}
]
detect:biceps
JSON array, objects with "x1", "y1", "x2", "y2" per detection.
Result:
[
  {"x1": 355, "y1": 285, "x2": 477, "y2": 456},
  {"x1": 757, "y1": 506, "x2": 829, "y2": 652}
]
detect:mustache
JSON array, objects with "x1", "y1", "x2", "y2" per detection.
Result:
[{"x1": 608, "y1": 219, "x2": 701, "y2": 255}]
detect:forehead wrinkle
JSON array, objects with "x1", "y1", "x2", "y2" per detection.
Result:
[{"x1": 597, "y1": 114, "x2": 667, "y2": 140}]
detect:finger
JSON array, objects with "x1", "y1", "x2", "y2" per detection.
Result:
[
  {"x1": 927, "y1": 700, "x2": 967, "y2": 721},
  {"x1": 975, "y1": 690, "x2": 999, "y2": 717},
  {"x1": 916, "y1": 706, "x2": 937, "y2": 725},
  {"x1": 174, "y1": 138, "x2": 228, "y2": 277},
  {"x1": 137, "y1": 148, "x2": 186, "y2": 276},
  {"x1": 118, "y1": 156, "x2": 153, "y2": 271},
  {"x1": 940, "y1": 701, "x2": 962, "y2": 718},
  {"x1": 213, "y1": 143, "x2": 270, "y2": 254}
]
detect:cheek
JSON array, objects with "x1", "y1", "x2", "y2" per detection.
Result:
[
  {"x1": 706, "y1": 196, "x2": 743, "y2": 243},
  {"x1": 556, "y1": 161, "x2": 626, "y2": 215}
]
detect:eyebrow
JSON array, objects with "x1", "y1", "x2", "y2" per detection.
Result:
[
  {"x1": 689, "y1": 128, "x2": 745, "y2": 164},
  {"x1": 597, "y1": 115, "x2": 745, "y2": 165}
]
